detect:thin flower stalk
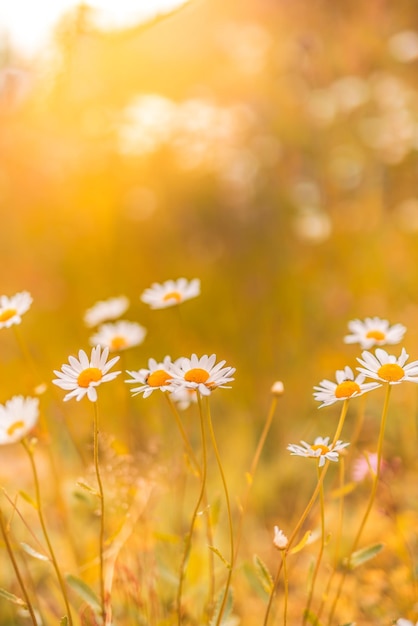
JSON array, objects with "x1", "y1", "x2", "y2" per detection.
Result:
[
  {"x1": 0, "y1": 508, "x2": 38, "y2": 626},
  {"x1": 205, "y1": 396, "x2": 234, "y2": 626},
  {"x1": 282, "y1": 549, "x2": 289, "y2": 626},
  {"x1": 303, "y1": 464, "x2": 326, "y2": 625},
  {"x1": 93, "y1": 402, "x2": 107, "y2": 624},
  {"x1": 327, "y1": 384, "x2": 392, "y2": 624},
  {"x1": 21, "y1": 438, "x2": 74, "y2": 626},
  {"x1": 176, "y1": 392, "x2": 208, "y2": 624},
  {"x1": 316, "y1": 456, "x2": 346, "y2": 623}
]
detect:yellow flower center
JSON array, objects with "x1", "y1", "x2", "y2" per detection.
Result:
[
  {"x1": 184, "y1": 368, "x2": 210, "y2": 384},
  {"x1": 147, "y1": 369, "x2": 172, "y2": 387},
  {"x1": 335, "y1": 380, "x2": 361, "y2": 398},
  {"x1": 365, "y1": 329, "x2": 386, "y2": 341},
  {"x1": 310, "y1": 444, "x2": 330, "y2": 454},
  {"x1": 7, "y1": 420, "x2": 24, "y2": 436},
  {"x1": 0, "y1": 308, "x2": 17, "y2": 322},
  {"x1": 110, "y1": 336, "x2": 128, "y2": 351},
  {"x1": 377, "y1": 363, "x2": 404, "y2": 382},
  {"x1": 77, "y1": 367, "x2": 103, "y2": 388},
  {"x1": 162, "y1": 291, "x2": 182, "y2": 303}
]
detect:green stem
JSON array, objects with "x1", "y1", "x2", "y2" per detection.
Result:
[
  {"x1": 316, "y1": 457, "x2": 345, "y2": 623},
  {"x1": 176, "y1": 393, "x2": 208, "y2": 624},
  {"x1": 93, "y1": 402, "x2": 107, "y2": 624},
  {"x1": 327, "y1": 384, "x2": 391, "y2": 624},
  {"x1": 0, "y1": 508, "x2": 38, "y2": 625},
  {"x1": 282, "y1": 550, "x2": 289, "y2": 626},
  {"x1": 303, "y1": 465, "x2": 325, "y2": 625},
  {"x1": 205, "y1": 397, "x2": 234, "y2": 626},
  {"x1": 21, "y1": 439, "x2": 73, "y2": 625}
]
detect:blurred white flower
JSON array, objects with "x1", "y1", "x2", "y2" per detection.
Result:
[
  {"x1": 140, "y1": 278, "x2": 200, "y2": 309},
  {"x1": 273, "y1": 526, "x2": 288, "y2": 550},
  {"x1": 84, "y1": 296, "x2": 129, "y2": 328},
  {"x1": 0, "y1": 291, "x2": 32, "y2": 329},
  {"x1": 89, "y1": 320, "x2": 146, "y2": 352},
  {"x1": 0, "y1": 396, "x2": 39, "y2": 444},
  {"x1": 344, "y1": 317, "x2": 406, "y2": 349}
]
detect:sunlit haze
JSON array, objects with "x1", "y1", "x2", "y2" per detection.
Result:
[{"x1": 0, "y1": 0, "x2": 189, "y2": 55}]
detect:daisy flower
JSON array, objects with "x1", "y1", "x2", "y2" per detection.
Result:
[
  {"x1": 273, "y1": 526, "x2": 288, "y2": 550},
  {"x1": 89, "y1": 320, "x2": 147, "y2": 352},
  {"x1": 169, "y1": 354, "x2": 235, "y2": 396},
  {"x1": 287, "y1": 436, "x2": 349, "y2": 467},
  {"x1": 0, "y1": 396, "x2": 39, "y2": 444},
  {"x1": 344, "y1": 317, "x2": 406, "y2": 349},
  {"x1": 140, "y1": 278, "x2": 200, "y2": 309},
  {"x1": 313, "y1": 366, "x2": 380, "y2": 408},
  {"x1": 395, "y1": 620, "x2": 418, "y2": 626},
  {"x1": 0, "y1": 291, "x2": 32, "y2": 329},
  {"x1": 356, "y1": 347, "x2": 418, "y2": 385},
  {"x1": 84, "y1": 296, "x2": 129, "y2": 328},
  {"x1": 125, "y1": 356, "x2": 175, "y2": 398},
  {"x1": 53, "y1": 346, "x2": 121, "y2": 402}
]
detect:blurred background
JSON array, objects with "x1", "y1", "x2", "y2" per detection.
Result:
[
  {"x1": 1, "y1": 1, "x2": 418, "y2": 621},
  {"x1": 3, "y1": 0, "x2": 418, "y2": 501}
]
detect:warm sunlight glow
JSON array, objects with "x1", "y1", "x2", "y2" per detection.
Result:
[{"x1": 0, "y1": 0, "x2": 190, "y2": 55}]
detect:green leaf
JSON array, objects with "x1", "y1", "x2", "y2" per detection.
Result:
[
  {"x1": 253, "y1": 555, "x2": 273, "y2": 594},
  {"x1": 18, "y1": 490, "x2": 38, "y2": 510},
  {"x1": 208, "y1": 545, "x2": 231, "y2": 570},
  {"x1": 66, "y1": 575, "x2": 101, "y2": 612},
  {"x1": 209, "y1": 588, "x2": 233, "y2": 626},
  {"x1": 76, "y1": 480, "x2": 100, "y2": 497},
  {"x1": 346, "y1": 543, "x2": 384, "y2": 569},
  {"x1": 0, "y1": 587, "x2": 27, "y2": 607},
  {"x1": 304, "y1": 609, "x2": 323, "y2": 625},
  {"x1": 289, "y1": 530, "x2": 312, "y2": 555},
  {"x1": 20, "y1": 542, "x2": 50, "y2": 561}
]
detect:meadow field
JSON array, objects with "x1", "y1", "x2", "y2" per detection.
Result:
[{"x1": 0, "y1": 0, "x2": 418, "y2": 624}]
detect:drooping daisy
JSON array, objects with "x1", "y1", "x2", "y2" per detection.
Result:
[
  {"x1": 169, "y1": 386, "x2": 198, "y2": 410},
  {"x1": 344, "y1": 317, "x2": 406, "y2": 349},
  {"x1": 169, "y1": 354, "x2": 235, "y2": 396},
  {"x1": 356, "y1": 347, "x2": 418, "y2": 385},
  {"x1": 273, "y1": 526, "x2": 288, "y2": 550},
  {"x1": 0, "y1": 291, "x2": 32, "y2": 329},
  {"x1": 125, "y1": 356, "x2": 175, "y2": 398},
  {"x1": 287, "y1": 436, "x2": 349, "y2": 467},
  {"x1": 0, "y1": 396, "x2": 39, "y2": 444},
  {"x1": 53, "y1": 346, "x2": 121, "y2": 402},
  {"x1": 313, "y1": 366, "x2": 380, "y2": 408},
  {"x1": 140, "y1": 278, "x2": 200, "y2": 309},
  {"x1": 84, "y1": 296, "x2": 129, "y2": 328},
  {"x1": 89, "y1": 320, "x2": 147, "y2": 352}
]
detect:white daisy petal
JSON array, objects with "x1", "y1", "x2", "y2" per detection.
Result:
[
  {"x1": 313, "y1": 366, "x2": 380, "y2": 408},
  {"x1": 356, "y1": 347, "x2": 418, "y2": 385}
]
